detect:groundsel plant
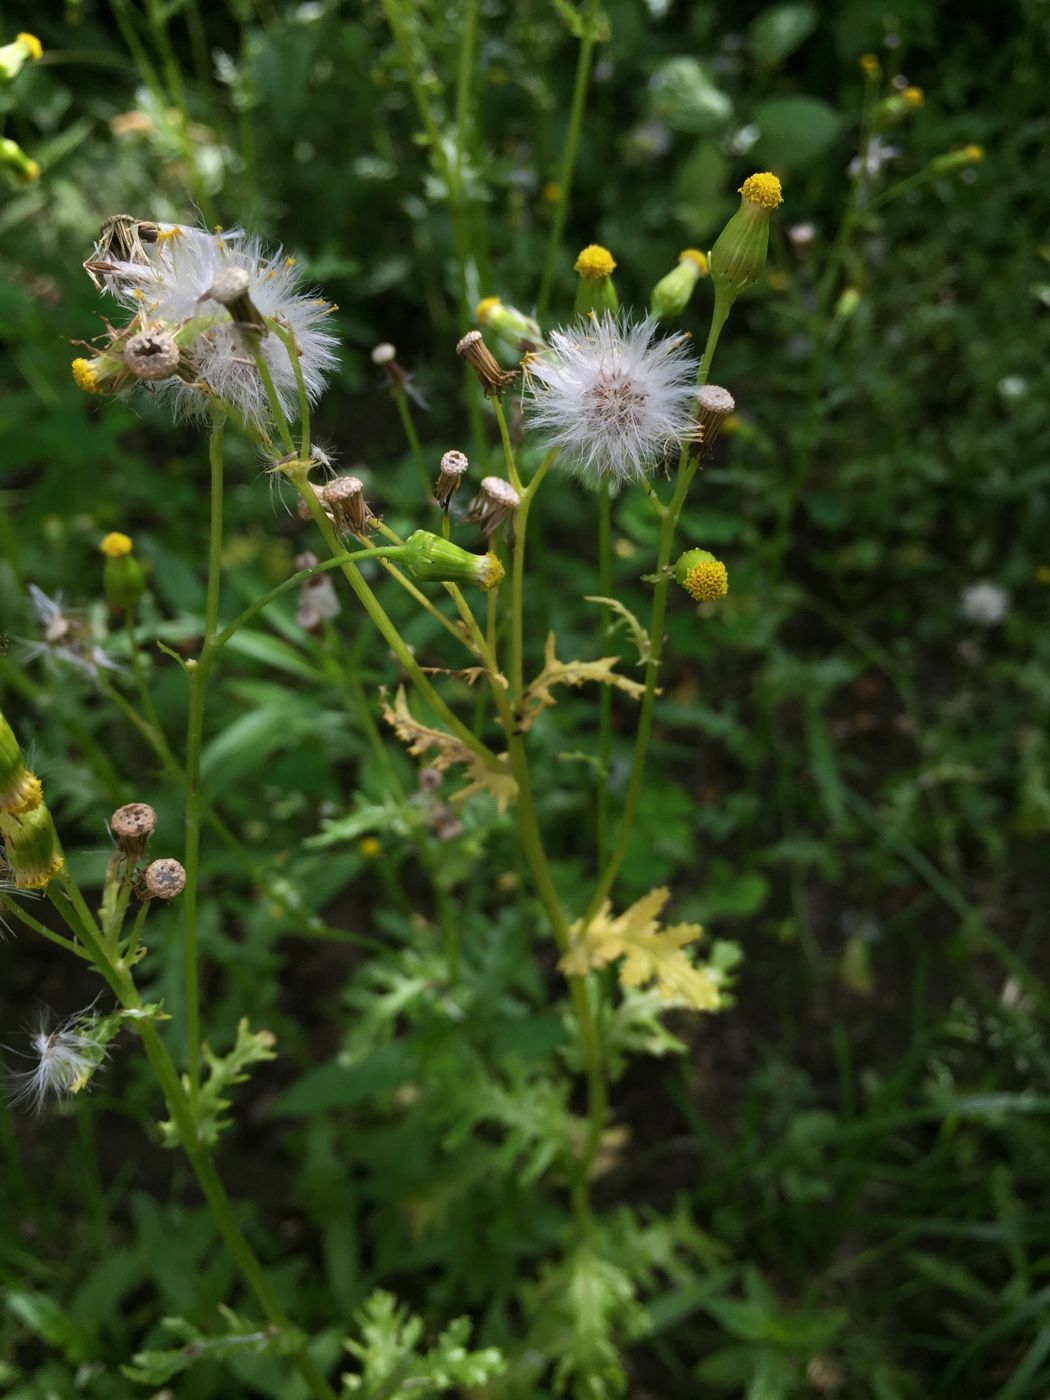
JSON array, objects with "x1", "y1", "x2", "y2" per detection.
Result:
[{"x1": 2, "y1": 175, "x2": 789, "y2": 1396}]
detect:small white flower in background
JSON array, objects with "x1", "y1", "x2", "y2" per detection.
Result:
[
  {"x1": 22, "y1": 585, "x2": 120, "y2": 678},
  {"x1": 524, "y1": 313, "x2": 699, "y2": 488},
  {"x1": 96, "y1": 223, "x2": 339, "y2": 430},
  {"x1": 9, "y1": 1008, "x2": 113, "y2": 1113},
  {"x1": 960, "y1": 581, "x2": 1010, "y2": 626},
  {"x1": 787, "y1": 221, "x2": 818, "y2": 248},
  {"x1": 849, "y1": 136, "x2": 899, "y2": 180}
]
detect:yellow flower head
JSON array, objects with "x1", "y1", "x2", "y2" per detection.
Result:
[
  {"x1": 479, "y1": 551, "x2": 505, "y2": 591},
  {"x1": 858, "y1": 52, "x2": 880, "y2": 77},
  {"x1": 359, "y1": 835, "x2": 381, "y2": 859},
  {"x1": 964, "y1": 144, "x2": 984, "y2": 162},
  {"x1": 541, "y1": 182, "x2": 562, "y2": 204},
  {"x1": 739, "y1": 171, "x2": 783, "y2": 210},
  {"x1": 678, "y1": 248, "x2": 709, "y2": 274},
  {"x1": 674, "y1": 548, "x2": 729, "y2": 602},
  {"x1": 902, "y1": 86, "x2": 924, "y2": 108},
  {"x1": 476, "y1": 296, "x2": 502, "y2": 324},
  {"x1": 71, "y1": 357, "x2": 105, "y2": 395},
  {"x1": 100, "y1": 532, "x2": 133, "y2": 558},
  {"x1": 17, "y1": 32, "x2": 42, "y2": 61},
  {"x1": 574, "y1": 244, "x2": 617, "y2": 280}
]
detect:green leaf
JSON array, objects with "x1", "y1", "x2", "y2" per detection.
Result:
[
  {"x1": 650, "y1": 58, "x2": 733, "y2": 134},
  {"x1": 751, "y1": 96, "x2": 844, "y2": 169},
  {"x1": 5, "y1": 1291, "x2": 89, "y2": 1362},
  {"x1": 159, "y1": 1018, "x2": 277, "y2": 1148},
  {"x1": 122, "y1": 1308, "x2": 304, "y2": 1385},
  {"x1": 748, "y1": 4, "x2": 818, "y2": 65},
  {"x1": 342, "y1": 1290, "x2": 505, "y2": 1397},
  {"x1": 222, "y1": 627, "x2": 326, "y2": 682}
]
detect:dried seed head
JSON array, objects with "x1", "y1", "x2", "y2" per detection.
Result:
[
  {"x1": 694, "y1": 385, "x2": 736, "y2": 456},
  {"x1": 205, "y1": 265, "x2": 250, "y2": 306},
  {"x1": 297, "y1": 481, "x2": 333, "y2": 522},
  {"x1": 144, "y1": 857, "x2": 186, "y2": 900},
  {"x1": 464, "y1": 475, "x2": 520, "y2": 539},
  {"x1": 434, "y1": 449, "x2": 469, "y2": 509},
  {"x1": 419, "y1": 767, "x2": 442, "y2": 791},
  {"x1": 201, "y1": 264, "x2": 264, "y2": 332},
  {"x1": 124, "y1": 329, "x2": 180, "y2": 382},
  {"x1": 322, "y1": 475, "x2": 374, "y2": 535},
  {"x1": 110, "y1": 802, "x2": 156, "y2": 859},
  {"x1": 456, "y1": 330, "x2": 515, "y2": 395}
]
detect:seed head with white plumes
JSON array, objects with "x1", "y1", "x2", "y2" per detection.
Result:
[
  {"x1": 524, "y1": 313, "x2": 699, "y2": 488},
  {"x1": 95, "y1": 224, "x2": 339, "y2": 430},
  {"x1": 8, "y1": 1009, "x2": 111, "y2": 1113}
]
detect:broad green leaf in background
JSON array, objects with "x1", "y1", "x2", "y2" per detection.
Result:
[
  {"x1": 650, "y1": 57, "x2": 733, "y2": 134},
  {"x1": 748, "y1": 4, "x2": 819, "y2": 66},
  {"x1": 751, "y1": 96, "x2": 844, "y2": 169}
]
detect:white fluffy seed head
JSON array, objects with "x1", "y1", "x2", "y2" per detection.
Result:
[
  {"x1": 960, "y1": 581, "x2": 1010, "y2": 626},
  {"x1": 524, "y1": 313, "x2": 700, "y2": 488},
  {"x1": 9, "y1": 1012, "x2": 109, "y2": 1114},
  {"x1": 98, "y1": 225, "x2": 339, "y2": 430}
]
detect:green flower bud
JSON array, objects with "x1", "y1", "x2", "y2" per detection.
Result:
[
  {"x1": 673, "y1": 548, "x2": 729, "y2": 601},
  {"x1": 710, "y1": 172, "x2": 783, "y2": 302},
  {"x1": 402, "y1": 530, "x2": 505, "y2": 591},
  {"x1": 650, "y1": 249, "x2": 709, "y2": 321},
  {"x1": 100, "y1": 533, "x2": 146, "y2": 610},
  {"x1": 0, "y1": 136, "x2": 40, "y2": 184},
  {"x1": 930, "y1": 144, "x2": 984, "y2": 174},
  {"x1": 1, "y1": 801, "x2": 63, "y2": 889},
  {"x1": 0, "y1": 710, "x2": 41, "y2": 815},
  {"x1": 875, "y1": 86, "x2": 923, "y2": 127},
  {"x1": 0, "y1": 32, "x2": 42, "y2": 82},
  {"x1": 476, "y1": 297, "x2": 543, "y2": 358},
  {"x1": 573, "y1": 244, "x2": 620, "y2": 317}
]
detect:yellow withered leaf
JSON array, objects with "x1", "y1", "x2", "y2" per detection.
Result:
[
  {"x1": 520, "y1": 632, "x2": 648, "y2": 732},
  {"x1": 380, "y1": 685, "x2": 518, "y2": 811},
  {"x1": 561, "y1": 887, "x2": 721, "y2": 1011}
]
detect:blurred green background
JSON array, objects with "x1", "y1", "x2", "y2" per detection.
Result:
[{"x1": 1, "y1": 0, "x2": 1049, "y2": 1396}]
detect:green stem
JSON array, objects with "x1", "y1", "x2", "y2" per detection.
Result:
[
  {"x1": 182, "y1": 417, "x2": 226, "y2": 1101},
  {"x1": 124, "y1": 898, "x2": 151, "y2": 963},
  {"x1": 536, "y1": 0, "x2": 601, "y2": 319},
  {"x1": 391, "y1": 384, "x2": 432, "y2": 498},
  {"x1": 583, "y1": 459, "x2": 697, "y2": 924},
  {"x1": 596, "y1": 479, "x2": 612, "y2": 861},
  {"x1": 295, "y1": 477, "x2": 500, "y2": 771},
  {"x1": 126, "y1": 608, "x2": 163, "y2": 738},
  {"x1": 0, "y1": 893, "x2": 89, "y2": 958},
  {"x1": 213, "y1": 549, "x2": 406, "y2": 652}
]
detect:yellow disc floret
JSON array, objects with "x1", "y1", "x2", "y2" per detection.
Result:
[
  {"x1": 17, "y1": 32, "x2": 43, "y2": 61},
  {"x1": 673, "y1": 548, "x2": 729, "y2": 602},
  {"x1": 902, "y1": 86, "x2": 923, "y2": 108},
  {"x1": 574, "y1": 244, "x2": 617, "y2": 280},
  {"x1": 476, "y1": 296, "x2": 502, "y2": 324},
  {"x1": 0, "y1": 771, "x2": 42, "y2": 816},
  {"x1": 678, "y1": 248, "x2": 709, "y2": 273},
  {"x1": 71, "y1": 357, "x2": 105, "y2": 395},
  {"x1": 100, "y1": 532, "x2": 133, "y2": 558},
  {"x1": 683, "y1": 560, "x2": 729, "y2": 601},
  {"x1": 739, "y1": 172, "x2": 783, "y2": 210},
  {"x1": 479, "y1": 552, "x2": 505, "y2": 591}
]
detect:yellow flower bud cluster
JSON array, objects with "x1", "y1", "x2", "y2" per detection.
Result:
[{"x1": 0, "y1": 710, "x2": 63, "y2": 889}]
